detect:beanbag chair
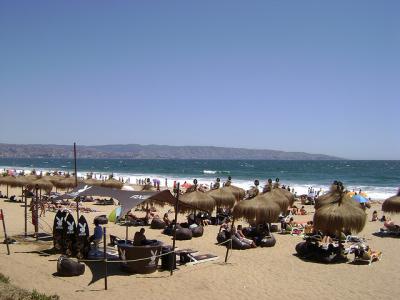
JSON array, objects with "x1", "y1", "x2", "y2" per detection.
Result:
[
  {"x1": 94, "y1": 215, "x2": 108, "y2": 225},
  {"x1": 217, "y1": 231, "x2": 227, "y2": 244},
  {"x1": 231, "y1": 236, "x2": 251, "y2": 250},
  {"x1": 151, "y1": 218, "x2": 166, "y2": 229},
  {"x1": 259, "y1": 234, "x2": 276, "y2": 247},
  {"x1": 57, "y1": 256, "x2": 85, "y2": 276},
  {"x1": 175, "y1": 228, "x2": 192, "y2": 240},
  {"x1": 191, "y1": 226, "x2": 204, "y2": 238}
]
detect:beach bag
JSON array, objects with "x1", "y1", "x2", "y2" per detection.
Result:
[{"x1": 57, "y1": 256, "x2": 85, "y2": 276}]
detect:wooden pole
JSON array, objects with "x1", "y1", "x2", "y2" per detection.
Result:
[
  {"x1": 1, "y1": 209, "x2": 10, "y2": 255},
  {"x1": 125, "y1": 224, "x2": 128, "y2": 240},
  {"x1": 35, "y1": 185, "x2": 39, "y2": 241},
  {"x1": 170, "y1": 183, "x2": 180, "y2": 276},
  {"x1": 103, "y1": 227, "x2": 108, "y2": 290},
  {"x1": 224, "y1": 217, "x2": 235, "y2": 263},
  {"x1": 74, "y1": 143, "x2": 79, "y2": 222},
  {"x1": 24, "y1": 187, "x2": 27, "y2": 237}
]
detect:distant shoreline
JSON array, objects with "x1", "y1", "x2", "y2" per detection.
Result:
[{"x1": 0, "y1": 143, "x2": 342, "y2": 160}]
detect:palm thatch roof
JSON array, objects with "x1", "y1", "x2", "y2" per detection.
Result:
[
  {"x1": 180, "y1": 190, "x2": 216, "y2": 213},
  {"x1": 233, "y1": 194, "x2": 281, "y2": 224},
  {"x1": 27, "y1": 178, "x2": 54, "y2": 194},
  {"x1": 382, "y1": 192, "x2": 400, "y2": 213},
  {"x1": 263, "y1": 189, "x2": 290, "y2": 213},
  {"x1": 0, "y1": 176, "x2": 21, "y2": 188},
  {"x1": 273, "y1": 187, "x2": 295, "y2": 206},
  {"x1": 222, "y1": 185, "x2": 245, "y2": 201},
  {"x1": 84, "y1": 178, "x2": 103, "y2": 186},
  {"x1": 313, "y1": 181, "x2": 367, "y2": 234},
  {"x1": 313, "y1": 201, "x2": 367, "y2": 234},
  {"x1": 101, "y1": 178, "x2": 123, "y2": 189},
  {"x1": 207, "y1": 188, "x2": 236, "y2": 208}
]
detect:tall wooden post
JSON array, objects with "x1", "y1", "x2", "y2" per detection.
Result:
[
  {"x1": 74, "y1": 143, "x2": 79, "y2": 222},
  {"x1": 224, "y1": 217, "x2": 235, "y2": 263},
  {"x1": 103, "y1": 227, "x2": 108, "y2": 290},
  {"x1": 35, "y1": 185, "x2": 39, "y2": 241},
  {"x1": 1, "y1": 209, "x2": 10, "y2": 255},
  {"x1": 24, "y1": 187, "x2": 27, "y2": 237},
  {"x1": 170, "y1": 183, "x2": 180, "y2": 276}
]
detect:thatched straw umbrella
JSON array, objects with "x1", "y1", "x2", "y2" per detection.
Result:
[
  {"x1": 233, "y1": 194, "x2": 281, "y2": 224},
  {"x1": 180, "y1": 190, "x2": 216, "y2": 213},
  {"x1": 262, "y1": 189, "x2": 290, "y2": 213},
  {"x1": 0, "y1": 176, "x2": 21, "y2": 197},
  {"x1": 382, "y1": 191, "x2": 400, "y2": 213},
  {"x1": 28, "y1": 178, "x2": 53, "y2": 194},
  {"x1": 207, "y1": 188, "x2": 236, "y2": 209},
  {"x1": 222, "y1": 185, "x2": 245, "y2": 201},
  {"x1": 101, "y1": 178, "x2": 123, "y2": 189},
  {"x1": 314, "y1": 201, "x2": 367, "y2": 235},
  {"x1": 313, "y1": 181, "x2": 367, "y2": 235},
  {"x1": 84, "y1": 178, "x2": 103, "y2": 186},
  {"x1": 274, "y1": 187, "x2": 295, "y2": 206}
]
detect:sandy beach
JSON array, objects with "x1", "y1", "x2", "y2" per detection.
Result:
[{"x1": 1, "y1": 185, "x2": 400, "y2": 300}]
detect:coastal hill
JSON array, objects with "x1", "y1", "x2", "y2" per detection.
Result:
[{"x1": 0, "y1": 143, "x2": 341, "y2": 160}]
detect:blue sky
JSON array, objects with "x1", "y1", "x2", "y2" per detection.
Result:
[{"x1": 0, "y1": 1, "x2": 399, "y2": 159}]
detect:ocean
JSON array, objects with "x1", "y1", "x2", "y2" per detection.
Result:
[{"x1": 1, "y1": 158, "x2": 399, "y2": 200}]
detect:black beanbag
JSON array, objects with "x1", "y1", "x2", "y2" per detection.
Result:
[
  {"x1": 191, "y1": 226, "x2": 204, "y2": 238},
  {"x1": 94, "y1": 215, "x2": 108, "y2": 225},
  {"x1": 217, "y1": 231, "x2": 227, "y2": 244},
  {"x1": 259, "y1": 234, "x2": 276, "y2": 247},
  {"x1": 151, "y1": 218, "x2": 166, "y2": 229},
  {"x1": 231, "y1": 236, "x2": 252, "y2": 250},
  {"x1": 57, "y1": 256, "x2": 85, "y2": 276},
  {"x1": 175, "y1": 228, "x2": 192, "y2": 240}
]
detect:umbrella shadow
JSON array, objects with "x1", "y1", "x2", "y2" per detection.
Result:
[
  {"x1": 82, "y1": 260, "x2": 131, "y2": 285},
  {"x1": 372, "y1": 232, "x2": 400, "y2": 239},
  {"x1": 292, "y1": 253, "x2": 348, "y2": 265},
  {"x1": 15, "y1": 247, "x2": 59, "y2": 257}
]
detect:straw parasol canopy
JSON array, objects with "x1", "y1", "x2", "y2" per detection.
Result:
[
  {"x1": 222, "y1": 185, "x2": 245, "y2": 201},
  {"x1": 0, "y1": 176, "x2": 21, "y2": 188},
  {"x1": 27, "y1": 178, "x2": 54, "y2": 194},
  {"x1": 382, "y1": 191, "x2": 400, "y2": 213},
  {"x1": 180, "y1": 190, "x2": 216, "y2": 213},
  {"x1": 207, "y1": 188, "x2": 236, "y2": 209},
  {"x1": 84, "y1": 178, "x2": 103, "y2": 186},
  {"x1": 101, "y1": 178, "x2": 123, "y2": 189},
  {"x1": 274, "y1": 187, "x2": 295, "y2": 206},
  {"x1": 261, "y1": 189, "x2": 290, "y2": 213},
  {"x1": 313, "y1": 181, "x2": 367, "y2": 235},
  {"x1": 314, "y1": 201, "x2": 367, "y2": 235},
  {"x1": 233, "y1": 194, "x2": 281, "y2": 224}
]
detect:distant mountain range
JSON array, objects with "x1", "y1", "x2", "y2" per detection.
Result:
[{"x1": 0, "y1": 143, "x2": 342, "y2": 160}]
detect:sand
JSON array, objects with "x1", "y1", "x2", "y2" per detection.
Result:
[{"x1": 1, "y1": 185, "x2": 400, "y2": 300}]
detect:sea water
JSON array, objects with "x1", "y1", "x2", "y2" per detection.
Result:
[{"x1": 0, "y1": 158, "x2": 399, "y2": 200}]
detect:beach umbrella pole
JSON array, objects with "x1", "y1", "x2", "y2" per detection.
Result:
[
  {"x1": 103, "y1": 227, "x2": 108, "y2": 290},
  {"x1": 74, "y1": 143, "x2": 80, "y2": 221},
  {"x1": 35, "y1": 185, "x2": 39, "y2": 240},
  {"x1": 170, "y1": 183, "x2": 180, "y2": 276},
  {"x1": 224, "y1": 217, "x2": 235, "y2": 263},
  {"x1": 24, "y1": 188, "x2": 27, "y2": 237},
  {"x1": 1, "y1": 209, "x2": 10, "y2": 255}
]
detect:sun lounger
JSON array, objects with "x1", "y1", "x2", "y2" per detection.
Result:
[{"x1": 176, "y1": 249, "x2": 218, "y2": 265}]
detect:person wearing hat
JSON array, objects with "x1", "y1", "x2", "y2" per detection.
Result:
[{"x1": 89, "y1": 219, "x2": 103, "y2": 246}]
